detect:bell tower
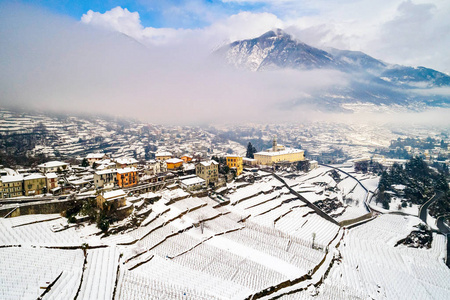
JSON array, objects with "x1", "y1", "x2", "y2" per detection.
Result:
[{"x1": 272, "y1": 136, "x2": 277, "y2": 152}]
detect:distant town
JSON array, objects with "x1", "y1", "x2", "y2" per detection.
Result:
[{"x1": 0, "y1": 108, "x2": 448, "y2": 200}]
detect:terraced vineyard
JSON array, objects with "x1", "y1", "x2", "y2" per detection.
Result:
[{"x1": 0, "y1": 167, "x2": 448, "y2": 299}]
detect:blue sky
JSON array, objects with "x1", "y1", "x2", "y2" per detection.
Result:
[{"x1": 17, "y1": 0, "x2": 269, "y2": 28}]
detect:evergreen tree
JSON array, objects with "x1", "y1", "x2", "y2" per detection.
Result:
[
  {"x1": 390, "y1": 163, "x2": 404, "y2": 184},
  {"x1": 246, "y1": 142, "x2": 257, "y2": 159},
  {"x1": 81, "y1": 158, "x2": 89, "y2": 167},
  {"x1": 297, "y1": 160, "x2": 310, "y2": 172},
  {"x1": 355, "y1": 161, "x2": 368, "y2": 173}
]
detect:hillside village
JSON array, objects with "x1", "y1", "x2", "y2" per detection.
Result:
[{"x1": 0, "y1": 108, "x2": 450, "y2": 299}]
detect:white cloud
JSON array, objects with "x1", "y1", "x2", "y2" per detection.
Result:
[
  {"x1": 282, "y1": 0, "x2": 450, "y2": 73},
  {"x1": 81, "y1": 7, "x2": 143, "y2": 38},
  {"x1": 81, "y1": 6, "x2": 284, "y2": 50},
  {"x1": 367, "y1": 1, "x2": 450, "y2": 72},
  {"x1": 81, "y1": 7, "x2": 191, "y2": 45},
  {"x1": 203, "y1": 11, "x2": 284, "y2": 45}
]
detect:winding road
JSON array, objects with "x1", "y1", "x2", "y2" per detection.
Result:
[
  {"x1": 436, "y1": 216, "x2": 450, "y2": 268},
  {"x1": 418, "y1": 191, "x2": 444, "y2": 225},
  {"x1": 437, "y1": 216, "x2": 450, "y2": 234},
  {"x1": 419, "y1": 192, "x2": 449, "y2": 268}
]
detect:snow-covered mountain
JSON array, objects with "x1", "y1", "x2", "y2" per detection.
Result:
[
  {"x1": 216, "y1": 29, "x2": 450, "y2": 108},
  {"x1": 217, "y1": 29, "x2": 347, "y2": 71}
]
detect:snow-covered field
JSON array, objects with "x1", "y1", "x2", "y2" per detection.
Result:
[
  {"x1": 319, "y1": 214, "x2": 450, "y2": 299},
  {"x1": 281, "y1": 165, "x2": 378, "y2": 223},
  {"x1": 0, "y1": 246, "x2": 84, "y2": 300},
  {"x1": 0, "y1": 172, "x2": 448, "y2": 299}
]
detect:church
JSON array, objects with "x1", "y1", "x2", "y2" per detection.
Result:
[{"x1": 254, "y1": 137, "x2": 305, "y2": 166}]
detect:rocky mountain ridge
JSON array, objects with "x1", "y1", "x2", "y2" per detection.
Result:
[{"x1": 215, "y1": 29, "x2": 450, "y2": 109}]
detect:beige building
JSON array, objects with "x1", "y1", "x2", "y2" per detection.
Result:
[
  {"x1": 145, "y1": 160, "x2": 167, "y2": 175},
  {"x1": 1, "y1": 175, "x2": 23, "y2": 198},
  {"x1": 94, "y1": 169, "x2": 118, "y2": 189},
  {"x1": 114, "y1": 157, "x2": 139, "y2": 169},
  {"x1": 243, "y1": 158, "x2": 257, "y2": 166},
  {"x1": 96, "y1": 189, "x2": 126, "y2": 209},
  {"x1": 37, "y1": 161, "x2": 69, "y2": 173},
  {"x1": 254, "y1": 137, "x2": 304, "y2": 166},
  {"x1": 196, "y1": 160, "x2": 219, "y2": 185},
  {"x1": 180, "y1": 176, "x2": 206, "y2": 191},
  {"x1": 155, "y1": 152, "x2": 173, "y2": 161},
  {"x1": 86, "y1": 153, "x2": 108, "y2": 166},
  {"x1": 254, "y1": 149, "x2": 304, "y2": 165},
  {"x1": 23, "y1": 173, "x2": 47, "y2": 196},
  {"x1": 46, "y1": 173, "x2": 59, "y2": 193}
]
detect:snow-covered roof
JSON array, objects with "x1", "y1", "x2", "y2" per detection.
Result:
[
  {"x1": 225, "y1": 155, "x2": 243, "y2": 158},
  {"x1": 46, "y1": 173, "x2": 58, "y2": 179},
  {"x1": 141, "y1": 192, "x2": 159, "y2": 199},
  {"x1": 102, "y1": 189, "x2": 126, "y2": 201},
  {"x1": 155, "y1": 152, "x2": 172, "y2": 157},
  {"x1": 183, "y1": 164, "x2": 196, "y2": 171},
  {"x1": 23, "y1": 173, "x2": 46, "y2": 181},
  {"x1": 179, "y1": 174, "x2": 197, "y2": 180},
  {"x1": 181, "y1": 176, "x2": 206, "y2": 186},
  {"x1": 1, "y1": 175, "x2": 24, "y2": 183},
  {"x1": 117, "y1": 167, "x2": 137, "y2": 174},
  {"x1": 158, "y1": 188, "x2": 190, "y2": 201},
  {"x1": 96, "y1": 159, "x2": 112, "y2": 164},
  {"x1": 86, "y1": 153, "x2": 105, "y2": 159},
  {"x1": 37, "y1": 161, "x2": 69, "y2": 168},
  {"x1": 0, "y1": 168, "x2": 18, "y2": 176},
  {"x1": 255, "y1": 148, "x2": 304, "y2": 156},
  {"x1": 95, "y1": 169, "x2": 117, "y2": 175},
  {"x1": 70, "y1": 179, "x2": 88, "y2": 185},
  {"x1": 115, "y1": 157, "x2": 138, "y2": 165},
  {"x1": 200, "y1": 160, "x2": 218, "y2": 167},
  {"x1": 166, "y1": 158, "x2": 183, "y2": 164},
  {"x1": 96, "y1": 163, "x2": 116, "y2": 171}
]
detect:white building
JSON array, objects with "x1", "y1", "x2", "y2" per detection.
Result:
[
  {"x1": 114, "y1": 157, "x2": 139, "y2": 168},
  {"x1": 180, "y1": 176, "x2": 206, "y2": 191},
  {"x1": 145, "y1": 160, "x2": 167, "y2": 175},
  {"x1": 94, "y1": 169, "x2": 118, "y2": 189},
  {"x1": 155, "y1": 152, "x2": 173, "y2": 161},
  {"x1": 37, "y1": 161, "x2": 69, "y2": 173},
  {"x1": 86, "y1": 153, "x2": 108, "y2": 166}
]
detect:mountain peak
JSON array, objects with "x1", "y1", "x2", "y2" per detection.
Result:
[
  {"x1": 219, "y1": 29, "x2": 336, "y2": 71},
  {"x1": 260, "y1": 28, "x2": 290, "y2": 40}
]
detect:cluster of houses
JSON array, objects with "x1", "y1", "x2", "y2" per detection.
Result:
[
  {"x1": 0, "y1": 161, "x2": 68, "y2": 199},
  {"x1": 403, "y1": 145, "x2": 450, "y2": 161},
  {"x1": 0, "y1": 138, "x2": 306, "y2": 204}
]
